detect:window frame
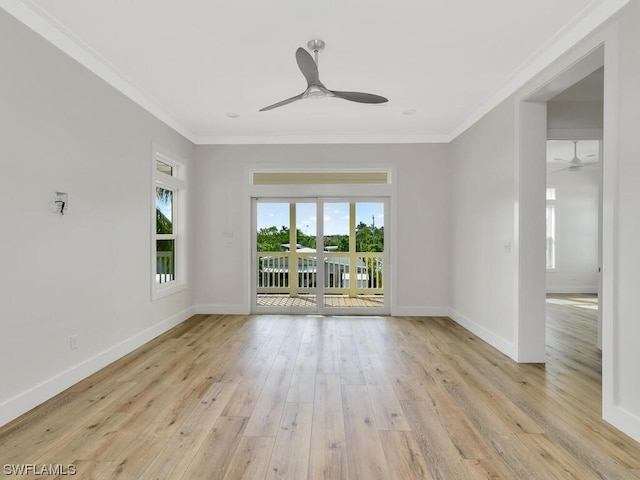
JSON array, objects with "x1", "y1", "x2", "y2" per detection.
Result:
[{"x1": 152, "y1": 146, "x2": 187, "y2": 300}]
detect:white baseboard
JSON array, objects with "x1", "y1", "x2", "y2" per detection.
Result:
[
  {"x1": 0, "y1": 306, "x2": 195, "y2": 428},
  {"x1": 449, "y1": 309, "x2": 516, "y2": 360},
  {"x1": 546, "y1": 286, "x2": 598, "y2": 294},
  {"x1": 391, "y1": 306, "x2": 450, "y2": 317},
  {"x1": 195, "y1": 304, "x2": 249, "y2": 315},
  {"x1": 604, "y1": 404, "x2": 640, "y2": 444}
]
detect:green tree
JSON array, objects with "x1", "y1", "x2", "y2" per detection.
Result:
[
  {"x1": 257, "y1": 225, "x2": 319, "y2": 252},
  {"x1": 337, "y1": 236, "x2": 350, "y2": 252},
  {"x1": 156, "y1": 209, "x2": 172, "y2": 235},
  {"x1": 155, "y1": 188, "x2": 173, "y2": 253},
  {"x1": 257, "y1": 226, "x2": 288, "y2": 252},
  {"x1": 356, "y1": 222, "x2": 383, "y2": 252}
]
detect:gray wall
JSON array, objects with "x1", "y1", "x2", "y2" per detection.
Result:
[
  {"x1": 0, "y1": 10, "x2": 195, "y2": 425},
  {"x1": 448, "y1": 97, "x2": 518, "y2": 356},
  {"x1": 193, "y1": 144, "x2": 452, "y2": 315}
]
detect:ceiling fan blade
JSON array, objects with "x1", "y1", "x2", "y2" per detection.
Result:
[
  {"x1": 296, "y1": 48, "x2": 320, "y2": 87},
  {"x1": 259, "y1": 93, "x2": 304, "y2": 112},
  {"x1": 330, "y1": 90, "x2": 388, "y2": 104}
]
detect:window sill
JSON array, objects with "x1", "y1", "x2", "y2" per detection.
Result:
[{"x1": 152, "y1": 281, "x2": 187, "y2": 301}]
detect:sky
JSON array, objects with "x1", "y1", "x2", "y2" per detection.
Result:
[
  {"x1": 156, "y1": 188, "x2": 173, "y2": 222},
  {"x1": 257, "y1": 201, "x2": 384, "y2": 236}
]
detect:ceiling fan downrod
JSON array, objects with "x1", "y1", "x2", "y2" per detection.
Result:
[{"x1": 307, "y1": 39, "x2": 325, "y2": 65}]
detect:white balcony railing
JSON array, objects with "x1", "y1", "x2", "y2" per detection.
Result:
[
  {"x1": 257, "y1": 251, "x2": 383, "y2": 296},
  {"x1": 156, "y1": 251, "x2": 174, "y2": 284}
]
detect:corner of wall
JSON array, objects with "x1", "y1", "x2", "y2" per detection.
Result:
[{"x1": 448, "y1": 309, "x2": 517, "y2": 361}]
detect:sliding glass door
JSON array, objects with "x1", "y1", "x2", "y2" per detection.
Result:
[{"x1": 253, "y1": 197, "x2": 388, "y2": 314}]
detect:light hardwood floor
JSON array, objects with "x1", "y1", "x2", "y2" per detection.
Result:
[{"x1": 2, "y1": 295, "x2": 640, "y2": 479}]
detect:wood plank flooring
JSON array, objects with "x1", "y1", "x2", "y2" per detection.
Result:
[{"x1": 2, "y1": 295, "x2": 640, "y2": 479}]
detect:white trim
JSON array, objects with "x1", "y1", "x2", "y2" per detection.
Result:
[
  {"x1": 153, "y1": 282, "x2": 188, "y2": 300},
  {"x1": 194, "y1": 133, "x2": 452, "y2": 145},
  {"x1": 0, "y1": 306, "x2": 195, "y2": 428},
  {"x1": 392, "y1": 306, "x2": 450, "y2": 317},
  {"x1": 600, "y1": 22, "x2": 622, "y2": 435},
  {"x1": 195, "y1": 304, "x2": 249, "y2": 315},
  {"x1": 604, "y1": 405, "x2": 640, "y2": 444},
  {"x1": 151, "y1": 145, "x2": 188, "y2": 300},
  {"x1": 449, "y1": 309, "x2": 517, "y2": 360}
]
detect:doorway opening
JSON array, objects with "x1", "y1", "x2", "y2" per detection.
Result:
[{"x1": 546, "y1": 137, "x2": 602, "y2": 349}]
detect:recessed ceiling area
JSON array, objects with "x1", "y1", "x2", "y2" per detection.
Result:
[{"x1": 1, "y1": 0, "x2": 627, "y2": 144}]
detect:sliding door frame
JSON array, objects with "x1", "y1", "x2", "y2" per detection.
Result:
[{"x1": 251, "y1": 196, "x2": 390, "y2": 315}]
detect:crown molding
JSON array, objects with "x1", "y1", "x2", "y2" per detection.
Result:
[
  {"x1": 0, "y1": 0, "x2": 198, "y2": 143},
  {"x1": 193, "y1": 133, "x2": 452, "y2": 145},
  {"x1": 448, "y1": 0, "x2": 628, "y2": 142}
]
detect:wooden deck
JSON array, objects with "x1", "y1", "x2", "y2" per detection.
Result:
[
  {"x1": 1, "y1": 294, "x2": 639, "y2": 479},
  {"x1": 256, "y1": 294, "x2": 385, "y2": 308}
]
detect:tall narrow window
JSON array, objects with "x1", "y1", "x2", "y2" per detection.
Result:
[
  {"x1": 156, "y1": 186, "x2": 175, "y2": 284},
  {"x1": 152, "y1": 148, "x2": 186, "y2": 298},
  {"x1": 546, "y1": 187, "x2": 557, "y2": 271}
]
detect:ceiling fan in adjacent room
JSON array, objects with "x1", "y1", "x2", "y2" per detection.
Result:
[
  {"x1": 550, "y1": 140, "x2": 598, "y2": 173},
  {"x1": 259, "y1": 39, "x2": 388, "y2": 112}
]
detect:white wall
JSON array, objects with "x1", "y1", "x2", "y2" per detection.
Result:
[
  {"x1": 0, "y1": 10, "x2": 195, "y2": 426},
  {"x1": 613, "y1": 0, "x2": 640, "y2": 439},
  {"x1": 193, "y1": 144, "x2": 451, "y2": 315},
  {"x1": 448, "y1": 99, "x2": 519, "y2": 358},
  {"x1": 546, "y1": 166, "x2": 600, "y2": 293},
  {"x1": 547, "y1": 101, "x2": 604, "y2": 130},
  {"x1": 546, "y1": 91, "x2": 602, "y2": 294}
]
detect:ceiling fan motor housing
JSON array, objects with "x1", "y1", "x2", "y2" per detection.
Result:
[{"x1": 307, "y1": 39, "x2": 325, "y2": 53}]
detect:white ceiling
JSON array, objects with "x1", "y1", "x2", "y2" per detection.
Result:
[{"x1": 1, "y1": 0, "x2": 628, "y2": 144}]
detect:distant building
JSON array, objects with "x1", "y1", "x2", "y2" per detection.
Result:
[{"x1": 260, "y1": 244, "x2": 370, "y2": 289}]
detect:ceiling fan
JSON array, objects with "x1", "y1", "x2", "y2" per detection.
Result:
[
  {"x1": 551, "y1": 140, "x2": 598, "y2": 173},
  {"x1": 259, "y1": 39, "x2": 388, "y2": 112}
]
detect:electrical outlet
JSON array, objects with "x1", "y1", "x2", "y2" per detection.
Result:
[{"x1": 70, "y1": 335, "x2": 78, "y2": 350}]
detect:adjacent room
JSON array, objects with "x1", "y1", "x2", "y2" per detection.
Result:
[{"x1": 2, "y1": 0, "x2": 640, "y2": 478}]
